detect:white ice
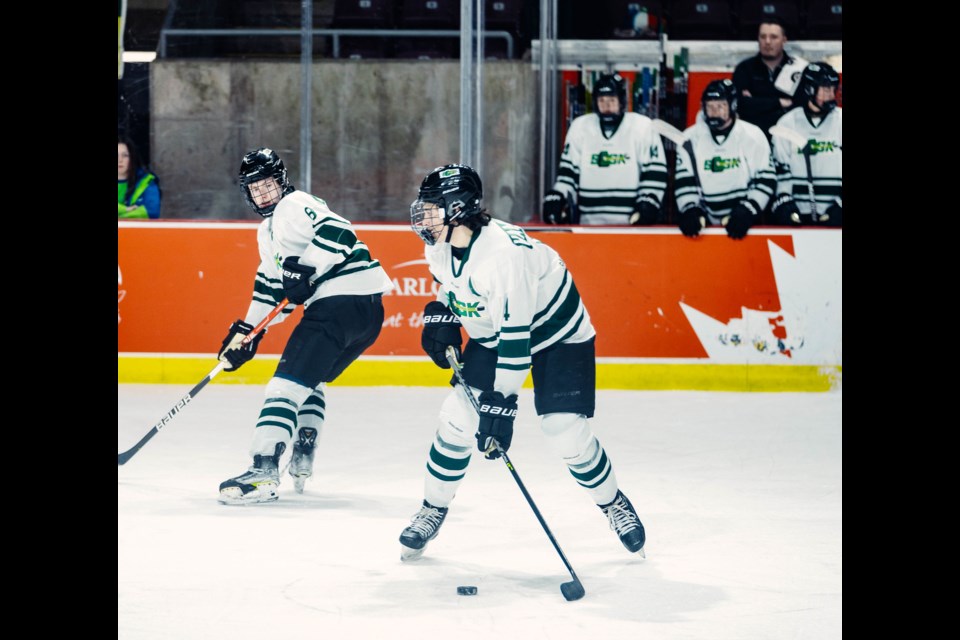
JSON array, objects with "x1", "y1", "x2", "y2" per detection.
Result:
[{"x1": 118, "y1": 385, "x2": 842, "y2": 640}]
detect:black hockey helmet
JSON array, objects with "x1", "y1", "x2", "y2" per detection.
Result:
[
  {"x1": 410, "y1": 164, "x2": 484, "y2": 245},
  {"x1": 592, "y1": 73, "x2": 627, "y2": 132},
  {"x1": 238, "y1": 148, "x2": 295, "y2": 217},
  {"x1": 797, "y1": 62, "x2": 840, "y2": 114},
  {"x1": 701, "y1": 79, "x2": 738, "y2": 131}
]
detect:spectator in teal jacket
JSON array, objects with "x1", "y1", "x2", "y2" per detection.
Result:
[{"x1": 118, "y1": 136, "x2": 161, "y2": 219}]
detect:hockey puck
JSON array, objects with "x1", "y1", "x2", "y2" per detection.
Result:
[{"x1": 457, "y1": 586, "x2": 477, "y2": 596}]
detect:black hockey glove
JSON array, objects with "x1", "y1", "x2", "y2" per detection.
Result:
[
  {"x1": 281, "y1": 256, "x2": 318, "y2": 305},
  {"x1": 476, "y1": 391, "x2": 518, "y2": 460},
  {"x1": 820, "y1": 200, "x2": 842, "y2": 227},
  {"x1": 770, "y1": 194, "x2": 802, "y2": 226},
  {"x1": 725, "y1": 200, "x2": 758, "y2": 240},
  {"x1": 678, "y1": 205, "x2": 706, "y2": 237},
  {"x1": 218, "y1": 320, "x2": 265, "y2": 372},
  {"x1": 421, "y1": 301, "x2": 462, "y2": 369},
  {"x1": 542, "y1": 189, "x2": 569, "y2": 224},
  {"x1": 629, "y1": 194, "x2": 660, "y2": 225}
]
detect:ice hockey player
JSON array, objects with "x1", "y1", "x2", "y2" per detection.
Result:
[
  {"x1": 675, "y1": 79, "x2": 776, "y2": 239},
  {"x1": 543, "y1": 72, "x2": 667, "y2": 225},
  {"x1": 217, "y1": 148, "x2": 392, "y2": 504},
  {"x1": 769, "y1": 62, "x2": 843, "y2": 226},
  {"x1": 400, "y1": 163, "x2": 646, "y2": 560}
]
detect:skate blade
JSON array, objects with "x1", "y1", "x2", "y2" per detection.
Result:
[
  {"x1": 218, "y1": 485, "x2": 279, "y2": 505},
  {"x1": 292, "y1": 475, "x2": 307, "y2": 494},
  {"x1": 400, "y1": 545, "x2": 426, "y2": 562}
]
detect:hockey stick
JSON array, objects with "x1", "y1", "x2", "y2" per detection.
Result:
[
  {"x1": 652, "y1": 119, "x2": 707, "y2": 214},
  {"x1": 444, "y1": 346, "x2": 586, "y2": 602},
  {"x1": 769, "y1": 124, "x2": 818, "y2": 218},
  {"x1": 117, "y1": 298, "x2": 290, "y2": 466}
]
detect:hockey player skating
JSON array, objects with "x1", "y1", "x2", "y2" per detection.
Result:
[
  {"x1": 769, "y1": 62, "x2": 842, "y2": 226},
  {"x1": 217, "y1": 148, "x2": 392, "y2": 505},
  {"x1": 543, "y1": 73, "x2": 667, "y2": 225},
  {"x1": 399, "y1": 164, "x2": 645, "y2": 560},
  {"x1": 674, "y1": 79, "x2": 776, "y2": 239}
]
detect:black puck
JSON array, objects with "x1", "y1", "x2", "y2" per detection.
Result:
[{"x1": 457, "y1": 586, "x2": 477, "y2": 596}]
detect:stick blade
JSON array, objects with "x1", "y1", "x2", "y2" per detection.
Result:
[
  {"x1": 651, "y1": 119, "x2": 686, "y2": 145},
  {"x1": 561, "y1": 580, "x2": 585, "y2": 601},
  {"x1": 769, "y1": 124, "x2": 807, "y2": 148}
]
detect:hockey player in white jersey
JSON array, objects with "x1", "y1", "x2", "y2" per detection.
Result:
[
  {"x1": 543, "y1": 73, "x2": 667, "y2": 225},
  {"x1": 399, "y1": 164, "x2": 645, "y2": 560},
  {"x1": 675, "y1": 79, "x2": 776, "y2": 239},
  {"x1": 217, "y1": 148, "x2": 392, "y2": 504},
  {"x1": 769, "y1": 62, "x2": 842, "y2": 226}
]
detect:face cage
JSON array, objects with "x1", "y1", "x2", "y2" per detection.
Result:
[
  {"x1": 242, "y1": 177, "x2": 283, "y2": 217},
  {"x1": 410, "y1": 199, "x2": 447, "y2": 246}
]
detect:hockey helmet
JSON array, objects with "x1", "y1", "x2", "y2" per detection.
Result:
[
  {"x1": 410, "y1": 164, "x2": 484, "y2": 245},
  {"x1": 238, "y1": 148, "x2": 294, "y2": 217},
  {"x1": 797, "y1": 62, "x2": 840, "y2": 114},
  {"x1": 701, "y1": 79, "x2": 738, "y2": 131},
  {"x1": 592, "y1": 73, "x2": 627, "y2": 132}
]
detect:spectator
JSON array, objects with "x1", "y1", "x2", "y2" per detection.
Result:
[
  {"x1": 118, "y1": 136, "x2": 161, "y2": 219},
  {"x1": 217, "y1": 148, "x2": 393, "y2": 504},
  {"x1": 769, "y1": 63, "x2": 842, "y2": 227},
  {"x1": 543, "y1": 72, "x2": 667, "y2": 225},
  {"x1": 675, "y1": 79, "x2": 776, "y2": 240},
  {"x1": 400, "y1": 163, "x2": 646, "y2": 560},
  {"x1": 732, "y1": 17, "x2": 808, "y2": 139}
]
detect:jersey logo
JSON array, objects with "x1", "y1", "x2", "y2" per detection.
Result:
[
  {"x1": 446, "y1": 292, "x2": 481, "y2": 318},
  {"x1": 590, "y1": 151, "x2": 629, "y2": 167},
  {"x1": 304, "y1": 207, "x2": 317, "y2": 221},
  {"x1": 797, "y1": 139, "x2": 841, "y2": 155},
  {"x1": 649, "y1": 145, "x2": 659, "y2": 158},
  {"x1": 494, "y1": 220, "x2": 533, "y2": 248},
  {"x1": 703, "y1": 156, "x2": 742, "y2": 172}
]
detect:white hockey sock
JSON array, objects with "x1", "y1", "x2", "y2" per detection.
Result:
[
  {"x1": 541, "y1": 412, "x2": 619, "y2": 505},
  {"x1": 295, "y1": 384, "x2": 326, "y2": 440},
  {"x1": 250, "y1": 377, "x2": 314, "y2": 456},
  {"x1": 423, "y1": 389, "x2": 478, "y2": 508}
]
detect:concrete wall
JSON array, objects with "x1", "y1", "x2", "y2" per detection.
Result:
[{"x1": 151, "y1": 60, "x2": 539, "y2": 223}]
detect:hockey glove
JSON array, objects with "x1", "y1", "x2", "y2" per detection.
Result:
[
  {"x1": 725, "y1": 200, "x2": 758, "y2": 240},
  {"x1": 770, "y1": 194, "x2": 802, "y2": 226},
  {"x1": 821, "y1": 200, "x2": 842, "y2": 227},
  {"x1": 281, "y1": 256, "x2": 318, "y2": 305},
  {"x1": 629, "y1": 194, "x2": 660, "y2": 225},
  {"x1": 476, "y1": 391, "x2": 518, "y2": 460},
  {"x1": 542, "y1": 189, "x2": 569, "y2": 224},
  {"x1": 218, "y1": 320, "x2": 265, "y2": 372},
  {"x1": 421, "y1": 301, "x2": 462, "y2": 369},
  {"x1": 678, "y1": 205, "x2": 706, "y2": 237}
]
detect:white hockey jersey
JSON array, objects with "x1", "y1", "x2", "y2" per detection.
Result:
[
  {"x1": 674, "y1": 118, "x2": 776, "y2": 225},
  {"x1": 426, "y1": 220, "x2": 595, "y2": 396},
  {"x1": 244, "y1": 190, "x2": 392, "y2": 326},
  {"x1": 772, "y1": 107, "x2": 843, "y2": 216},
  {"x1": 553, "y1": 112, "x2": 668, "y2": 225}
]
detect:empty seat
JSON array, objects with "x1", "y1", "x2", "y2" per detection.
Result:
[
  {"x1": 668, "y1": 0, "x2": 735, "y2": 40},
  {"x1": 805, "y1": 0, "x2": 843, "y2": 39},
  {"x1": 484, "y1": 0, "x2": 525, "y2": 58},
  {"x1": 395, "y1": 0, "x2": 460, "y2": 59},
  {"x1": 331, "y1": 0, "x2": 395, "y2": 59},
  {"x1": 738, "y1": 1, "x2": 800, "y2": 39}
]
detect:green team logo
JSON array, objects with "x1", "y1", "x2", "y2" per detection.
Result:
[
  {"x1": 274, "y1": 253, "x2": 282, "y2": 268},
  {"x1": 703, "y1": 156, "x2": 742, "y2": 172},
  {"x1": 440, "y1": 168, "x2": 461, "y2": 178},
  {"x1": 799, "y1": 140, "x2": 840, "y2": 155},
  {"x1": 304, "y1": 207, "x2": 317, "y2": 221},
  {"x1": 494, "y1": 220, "x2": 533, "y2": 248},
  {"x1": 446, "y1": 292, "x2": 480, "y2": 317},
  {"x1": 591, "y1": 151, "x2": 629, "y2": 167}
]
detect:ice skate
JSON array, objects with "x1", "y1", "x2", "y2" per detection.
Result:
[
  {"x1": 289, "y1": 427, "x2": 318, "y2": 494},
  {"x1": 399, "y1": 500, "x2": 448, "y2": 561},
  {"x1": 600, "y1": 490, "x2": 646, "y2": 557},
  {"x1": 218, "y1": 443, "x2": 285, "y2": 505}
]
